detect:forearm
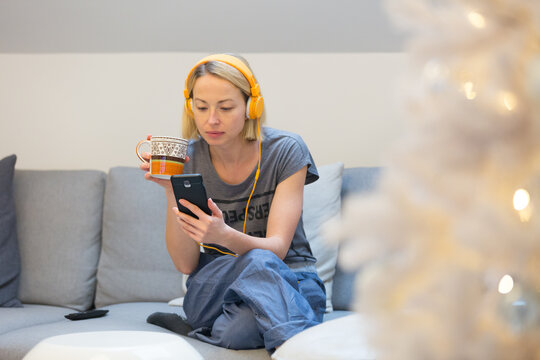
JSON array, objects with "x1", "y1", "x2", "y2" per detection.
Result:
[
  {"x1": 221, "y1": 227, "x2": 290, "y2": 260},
  {"x1": 164, "y1": 190, "x2": 200, "y2": 274}
]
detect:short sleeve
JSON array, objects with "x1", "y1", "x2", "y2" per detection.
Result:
[{"x1": 275, "y1": 134, "x2": 319, "y2": 186}]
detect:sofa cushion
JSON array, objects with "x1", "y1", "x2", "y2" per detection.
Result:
[
  {"x1": 272, "y1": 313, "x2": 375, "y2": 360},
  {"x1": 95, "y1": 167, "x2": 184, "y2": 307},
  {"x1": 0, "y1": 303, "x2": 174, "y2": 360},
  {"x1": 14, "y1": 170, "x2": 106, "y2": 311},
  {"x1": 0, "y1": 302, "x2": 271, "y2": 360},
  {"x1": 0, "y1": 155, "x2": 22, "y2": 307},
  {"x1": 0, "y1": 304, "x2": 70, "y2": 335},
  {"x1": 303, "y1": 162, "x2": 344, "y2": 312},
  {"x1": 331, "y1": 167, "x2": 382, "y2": 311},
  {"x1": 340, "y1": 167, "x2": 382, "y2": 200}
]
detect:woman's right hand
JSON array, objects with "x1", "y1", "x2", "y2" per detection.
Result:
[
  {"x1": 139, "y1": 135, "x2": 170, "y2": 189},
  {"x1": 139, "y1": 134, "x2": 189, "y2": 190}
]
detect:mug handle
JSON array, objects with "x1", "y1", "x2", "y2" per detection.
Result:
[{"x1": 136, "y1": 140, "x2": 150, "y2": 163}]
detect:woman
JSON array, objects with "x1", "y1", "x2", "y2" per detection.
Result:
[{"x1": 140, "y1": 54, "x2": 325, "y2": 352}]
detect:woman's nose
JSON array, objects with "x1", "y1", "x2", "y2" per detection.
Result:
[{"x1": 208, "y1": 109, "x2": 220, "y2": 124}]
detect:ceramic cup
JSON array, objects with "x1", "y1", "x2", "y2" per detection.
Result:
[{"x1": 136, "y1": 136, "x2": 188, "y2": 178}]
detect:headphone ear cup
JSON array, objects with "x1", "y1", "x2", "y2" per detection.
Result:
[
  {"x1": 245, "y1": 97, "x2": 252, "y2": 119},
  {"x1": 246, "y1": 96, "x2": 264, "y2": 119},
  {"x1": 185, "y1": 98, "x2": 194, "y2": 117},
  {"x1": 248, "y1": 96, "x2": 264, "y2": 119}
]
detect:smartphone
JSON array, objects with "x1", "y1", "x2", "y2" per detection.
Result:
[{"x1": 171, "y1": 174, "x2": 211, "y2": 219}]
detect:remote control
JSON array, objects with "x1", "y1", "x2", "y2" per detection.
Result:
[{"x1": 65, "y1": 309, "x2": 109, "y2": 321}]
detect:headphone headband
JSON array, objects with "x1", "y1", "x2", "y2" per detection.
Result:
[{"x1": 184, "y1": 54, "x2": 264, "y2": 119}]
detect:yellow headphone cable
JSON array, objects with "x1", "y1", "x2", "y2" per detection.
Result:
[{"x1": 199, "y1": 117, "x2": 262, "y2": 258}]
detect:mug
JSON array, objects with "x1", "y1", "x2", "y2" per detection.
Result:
[{"x1": 136, "y1": 136, "x2": 188, "y2": 178}]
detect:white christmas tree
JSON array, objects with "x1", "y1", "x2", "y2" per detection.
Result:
[{"x1": 328, "y1": 0, "x2": 540, "y2": 358}]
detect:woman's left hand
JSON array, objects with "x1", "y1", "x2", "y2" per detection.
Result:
[{"x1": 174, "y1": 198, "x2": 231, "y2": 245}]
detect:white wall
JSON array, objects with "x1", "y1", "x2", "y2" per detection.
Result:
[{"x1": 0, "y1": 52, "x2": 407, "y2": 171}]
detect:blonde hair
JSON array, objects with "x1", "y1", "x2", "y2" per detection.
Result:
[{"x1": 182, "y1": 54, "x2": 266, "y2": 141}]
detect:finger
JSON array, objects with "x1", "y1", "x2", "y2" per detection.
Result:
[
  {"x1": 185, "y1": 155, "x2": 190, "y2": 163},
  {"x1": 142, "y1": 152, "x2": 151, "y2": 161},
  {"x1": 178, "y1": 217, "x2": 203, "y2": 241},
  {"x1": 173, "y1": 207, "x2": 200, "y2": 228},
  {"x1": 140, "y1": 162, "x2": 150, "y2": 171},
  {"x1": 146, "y1": 134, "x2": 152, "y2": 140},
  {"x1": 173, "y1": 207, "x2": 189, "y2": 221},
  {"x1": 175, "y1": 208, "x2": 195, "y2": 226},
  {"x1": 174, "y1": 210, "x2": 193, "y2": 228},
  {"x1": 179, "y1": 220, "x2": 196, "y2": 237},
  {"x1": 178, "y1": 216, "x2": 195, "y2": 231},
  {"x1": 208, "y1": 198, "x2": 222, "y2": 218},
  {"x1": 179, "y1": 199, "x2": 208, "y2": 220},
  {"x1": 145, "y1": 173, "x2": 170, "y2": 188}
]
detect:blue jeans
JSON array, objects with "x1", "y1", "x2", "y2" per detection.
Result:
[{"x1": 183, "y1": 249, "x2": 326, "y2": 351}]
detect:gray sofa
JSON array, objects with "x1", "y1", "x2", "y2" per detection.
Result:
[{"x1": 0, "y1": 165, "x2": 381, "y2": 360}]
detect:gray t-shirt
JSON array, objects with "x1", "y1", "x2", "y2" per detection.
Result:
[{"x1": 183, "y1": 127, "x2": 319, "y2": 265}]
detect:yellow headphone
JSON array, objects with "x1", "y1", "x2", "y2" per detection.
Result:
[
  {"x1": 184, "y1": 54, "x2": 264, "y2": 120},
  {"x1": 184, "y1": 54, "x2": 264, "y2": 257}
]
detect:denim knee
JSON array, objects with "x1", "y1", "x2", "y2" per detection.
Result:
[
  {"x1": 296, "y1": 272, "x2": 326, "y2": 322},
  {"x1": 211, "y1": 302, "x2": 263, "y2": 349}
]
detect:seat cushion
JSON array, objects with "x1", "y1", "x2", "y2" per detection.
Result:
[
  {"x1": 0, "y1": 302, "x2": 270, "y2": 360},
  {"x1": 14, "y1": 170, "x2": 106, "y2": 311},
  {"x1": 0, "y1": 304, "x2": 70, "y2": 335}
]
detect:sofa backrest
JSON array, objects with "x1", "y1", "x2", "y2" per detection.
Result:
[
  {"x1": 12, "y1": 166, "x2": 382, "y2": 312},
  {"x1": 13, "y1": 170, "x2": 106, "y2": 311}
]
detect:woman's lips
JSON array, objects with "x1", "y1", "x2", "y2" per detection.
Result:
[{"x1": 206, "y1": 131, "x2": 224, "y2": 139}]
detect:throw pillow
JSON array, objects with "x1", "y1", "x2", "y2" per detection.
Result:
[
  {"x1": 15, "y1": 170, "x2": 106, "y2": 310},
  {"x1": 303, "y1": 162, "x2": 344, "y2": 312},
  {"x1": 0, "y1": 154, "x2": 22, "y2": 307}
]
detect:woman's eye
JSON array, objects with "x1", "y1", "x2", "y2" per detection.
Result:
[
  {"x1": 196, "y1": 107, "x2": 208, "y2": 111},
  {"x1": 221, "y1": 107, "x2": 233, "y2": 111}
]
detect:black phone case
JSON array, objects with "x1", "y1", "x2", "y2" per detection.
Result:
[
  {"x1": 171, "y1": 174, "x2": 211, "y2": 219},
  {"x1": 65, "y1": 309, "x2": 109, "y2": 321}
]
